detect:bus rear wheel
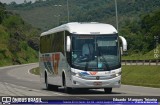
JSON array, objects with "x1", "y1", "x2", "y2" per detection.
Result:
[
  {"x1": 45, "y1": 73, "x2": 51, "y2": 90},
  {"x1": 45, "y1": 72, "x2": 58, "y2": 90},
  {"x1": 104, "y1": 88, "x2": 112, "y2": 94}
]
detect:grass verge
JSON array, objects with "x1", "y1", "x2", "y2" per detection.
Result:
[
  {"x1": 30, "y1": 67, "x2": 40, "y2": 75},
  {"x1": 122, "y1": 65, "x2": 160, "y2": 88},
  {"x1": 30, "y1": 66, "x2": 160, "y2": 88}
]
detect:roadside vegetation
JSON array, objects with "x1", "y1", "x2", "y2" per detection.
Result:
[
  {"x1": 0, "y1": 3, "x2": 40, "y2": 66},
  {"x1": 122, "y1": 45, "x2": 160, "y2": 60},
  {"x1": 31, "y1": 65, "x2": 160, "y2": 88},
  {"x1": 120, "y1": 10, "x2": 160, "y2": 59}
]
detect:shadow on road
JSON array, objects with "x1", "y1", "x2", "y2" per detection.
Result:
[{"x1": 42, "y1": 87, "x2": 125, "y2": 95}]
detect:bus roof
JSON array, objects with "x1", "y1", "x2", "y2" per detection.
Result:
[{"x1": 41, "y1": 22, "x2": 117, "y2": 36}]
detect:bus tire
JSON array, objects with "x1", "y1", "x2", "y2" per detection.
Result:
[
  {"x1": 65, "y1": 87, "x2": 72, "y2": 94},
  {"x1": 104, "y1": 88, "x2": 112, "y2": 94},
  {"x1": 45, "y1": 72, "x2": 52, "y2": 90},
  {"x1": 63, "y1": 76, "x2": 72, "y2": 94},
  {"x1": 52, "y1": 85, "x2": 58, "y2": 91}
]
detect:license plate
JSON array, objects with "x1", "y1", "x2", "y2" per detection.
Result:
[{"x1": 93, "y1": 82, "x2": 102, "y2": 86}]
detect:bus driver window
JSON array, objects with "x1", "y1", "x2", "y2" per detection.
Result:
[{"x1": 82, "y1": 43, "x2": 93, "y2": 56}]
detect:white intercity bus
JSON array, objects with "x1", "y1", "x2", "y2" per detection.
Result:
[{"x1": 39, "y1": 22, "x2": 127, "y2": 93}]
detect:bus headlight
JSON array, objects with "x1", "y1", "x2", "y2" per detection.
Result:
[
  {"x1": 111, "y1": 71, "x2": 121, "y2": 77},
  {"x1": 71, "y1": 71, "x2": 80, "y2": 77},
  {"x1": 115, "y1": 71, "x2": 121, "y2": 77},
  {"x1": 75, "y1": 73, "x2": 80, "y2": 77},
  {"x1": 115, "y1": 73, "x2": 119, "y2": 77},
  {"x1": 71, "y1": 71, "x2": 89, "y2": 78}
]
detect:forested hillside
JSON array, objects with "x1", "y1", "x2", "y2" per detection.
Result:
[
  {"x1": 120, "y1": 10, "x2": 160, "y2": 55},
  {"x1": 5, "y1": 0, "x2": 160, "y2": 59},
  {"x1": 0, "y1": 2, "x2": 40, "y2": 66},
  {"x1": 7, "y1": 0, "x2": 160, "y2": 29}
]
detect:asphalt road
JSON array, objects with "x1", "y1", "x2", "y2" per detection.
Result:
[{"x1": 0, "y1": 63, "x2": 160, "y2": 100}]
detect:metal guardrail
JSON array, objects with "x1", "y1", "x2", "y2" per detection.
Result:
[{"x1": 122, "y1": 60, "x2": 160, "y2": 65}]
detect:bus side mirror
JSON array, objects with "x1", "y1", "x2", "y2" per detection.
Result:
[
  {"x1": 67, "y1": 36, "x2": 71, "y2": 52},
  {"x1": 119, "y1": 36, "x2": 127, "y2": 55},
  {"x1": 120, "y1": 47, "x2": 123, "y2": 55}
]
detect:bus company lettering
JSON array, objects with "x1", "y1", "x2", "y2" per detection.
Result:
[{"x1": 52, "y1": 53, "x2": 60, "y2": 74}]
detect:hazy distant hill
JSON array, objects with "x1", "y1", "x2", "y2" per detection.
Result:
[{"x1": 7, "y1": 0, "x2": 160, "y2": 31}]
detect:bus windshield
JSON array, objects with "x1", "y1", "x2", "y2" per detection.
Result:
[{"x1": 71, "y1": 34, "x2": 121, "y2": 71}]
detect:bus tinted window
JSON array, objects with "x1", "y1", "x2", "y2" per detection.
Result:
[
  {"x1": 52, "y1": 32, "x2": 64, "y2": 54},
  {"x1": 40, "y1": 31, "x2": 64, "y2": 54}
]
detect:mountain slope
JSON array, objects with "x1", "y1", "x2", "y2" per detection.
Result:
[
  {"x1": 0, "y1": 2, "x2": 40, "y2": 66},
  {"x1": 7, "y1": 0, "x2": 160, "y2": 30}
]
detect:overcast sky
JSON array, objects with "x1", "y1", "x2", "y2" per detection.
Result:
[{"x1": 0, "y1": 0, "x2": 36, "y2": 4}]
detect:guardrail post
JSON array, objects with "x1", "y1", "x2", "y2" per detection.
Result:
[
  {"x1": 136, "y1": 60, "x2": 137, "y2": 65},
  {"x1": 149, "y1": 60, "x2": 151, "y2": 65}
]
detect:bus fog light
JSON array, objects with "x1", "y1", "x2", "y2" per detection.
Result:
[{"x1": 71, "y1": 71, "x2": 76, "y2": 76}]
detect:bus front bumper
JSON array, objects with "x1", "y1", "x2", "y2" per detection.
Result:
[{"x1": 70, "y1": 75, "x2": 121, "y2": 88}]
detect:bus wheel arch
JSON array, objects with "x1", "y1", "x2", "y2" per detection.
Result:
[
  {"x1": 62, "y1": 71, "x2": 72, "y2": 93},
  {"x1": 62, "y1": 72, "x2": 65, "y2": 87},
  {"x1": 45, "y1": 71, "x2": 52, "y2": 90}
]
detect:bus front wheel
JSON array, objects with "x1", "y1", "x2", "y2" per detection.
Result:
[
  {"x1": 63, "y1": 76, "x2": 72, "y2": 93},
  {"x1": 104, "y1": 88, "x2": 112, "y2": 94}
]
